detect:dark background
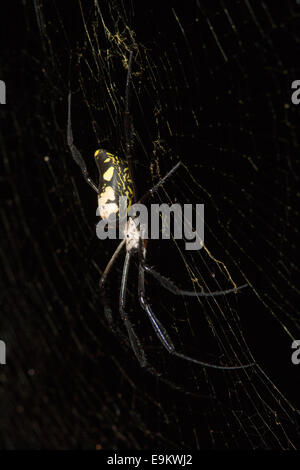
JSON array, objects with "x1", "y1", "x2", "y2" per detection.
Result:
[{"x1": 0, "y1": 0, "x2": 299, "y2": 449}]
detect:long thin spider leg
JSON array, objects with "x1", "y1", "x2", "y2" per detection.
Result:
[
  {"x1": 138, "y1": 161, "x2": 182, "y2": 205},
  {"x1": 67, "y1": 93, "x2": 98, "y2": 193},
  {"x1": 123, "y1": 50, "x2": 181, "y2": 204},
  {"x1": 99, "y1": 239, "x2": 125, "y2": 328},
  {"x1": 100, "y1": 243, "x2": 178, "y2": 380},
  {"x1": 123, "y1": 51, "x2": 138, "y2": 202},
  {"x1": 138, "y1": 242, "x2": 254, "y2": 370},
  {"x1": 119, "y1": 251, "x2": 147, "y2": 367},
  {"x1": 143, "y1": 263, "x2": 248, "y2": 297}
]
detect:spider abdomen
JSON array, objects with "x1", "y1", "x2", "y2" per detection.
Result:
[{"x1": 94, "y1": 149, "x2": 134, "y2": 220}]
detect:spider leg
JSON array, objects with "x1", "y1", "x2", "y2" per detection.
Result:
[
  {"x1": 123, "y1": 52, "x2": 181, "y2": 205},
  {"x1": 124, "y1": 51, "x2": 138, "y2": 201},
  {"x1": 99, "y1": 239, "x2": 125, "y2": 329},
  {"x1": 99, "y1": 241, "x2": 178, "y2": 379},
  {"x1": 142, "y1": 263, "x2": 248, "y2": 297},
  {"x1": 67, "y1": 93, "x2": 98, "y2": 193},
  {"x1": 138, "y1": 241, "x2": 254, "y2": 370},
  {"x1": 99, "y1": 239, "x2": 147, "y2": 364},
  {"x1": 119, "y1": 251, "x2": 147, "y2": 367},
  {"x1": 138, "y1": 161, "x2": 182, "y2": 205}
]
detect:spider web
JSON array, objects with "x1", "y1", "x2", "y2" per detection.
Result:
[{"x1": 0, "y1": 0, "x2": 299, "y2": 449}]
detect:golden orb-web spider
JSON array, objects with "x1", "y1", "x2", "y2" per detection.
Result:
[{"x1": 67, "y1": 51, "x2": 254, "y2": 370}]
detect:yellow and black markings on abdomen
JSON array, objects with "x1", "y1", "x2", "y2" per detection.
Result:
[{"x1": 94, "y1": 149, "x2": 134, "y2": 220}]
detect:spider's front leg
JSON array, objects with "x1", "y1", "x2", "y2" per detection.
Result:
[
  {"x1": 118, "y1": 251, "x2": 147, "y2": 368},
  {"x1": 98, "y1": 238, "x2": 147, "y2": 368},
  {"x1": 138, "y1": 240, "x2": 254, "y2": 370},
  {"x1": 99, "y1": 239, "x2": 125, "y2": 331}
]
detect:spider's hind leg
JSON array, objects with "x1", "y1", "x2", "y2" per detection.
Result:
[
  {"x1": 138, "y1": 161, "x2": 181, "y2": 205},
  {"x1": 67, "y1": 93, "x2": 98, "y2": 193}
]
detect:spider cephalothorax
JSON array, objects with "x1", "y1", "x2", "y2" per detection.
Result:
[{"x1": 67, "y1": 51, "x2": 254, "y2": 371}]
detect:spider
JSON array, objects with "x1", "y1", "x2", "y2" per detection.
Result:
[{"x1": 67, "y1": 51, "x2": 254, "y2": 371}]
